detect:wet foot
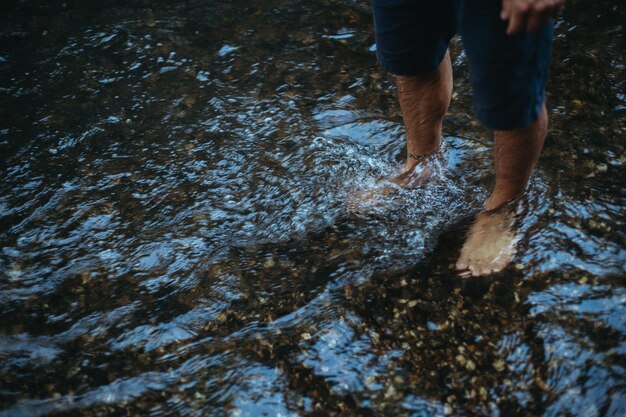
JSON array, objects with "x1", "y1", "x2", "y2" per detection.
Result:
[
  {"x1": 386, "y1": 164, "x2": 434, "y2": 188},
  {"x1": 456, "y1": 202, "x2": 519, "y2": 277},
  {"x1": 345, "y1": 181, "x2": 402, "y2": 215},
  {"x1": 385, "y1": 147, "x2": 446, "y2": 189},
  {"x1": 346, "y1": 146, "x2": 446, "y2": 215},
  {"x1": 346, "y1": 150, "x2": 445, "y2": 214}
]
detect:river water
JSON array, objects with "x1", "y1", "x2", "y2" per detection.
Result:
[{"x1": 0, "y1": 0, "x2": 624, "y2": 416}]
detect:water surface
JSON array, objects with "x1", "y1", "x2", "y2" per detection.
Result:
[{"x1": 0, "y1": 0, "x2": 624, "y2": 416}]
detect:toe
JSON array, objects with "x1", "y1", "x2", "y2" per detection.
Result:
[
  {"x1": 456, "y1": 258, "x2": 468, "y2": 271},
  {"x1": 456, "y1": 268, "x2": 472, "y2": 278}
]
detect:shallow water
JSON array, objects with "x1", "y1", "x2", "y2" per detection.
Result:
[{"x1": 0, "y1": 0, "x2": 624, "y2": 416}]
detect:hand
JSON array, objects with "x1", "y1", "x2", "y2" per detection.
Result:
[{"x1": 501, "y1": 0, "x2": 564, "y2": 35}]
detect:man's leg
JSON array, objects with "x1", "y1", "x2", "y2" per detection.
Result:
[
  {"x1": 454, "y1": 0, "x2": 554, "y2": 276},
  {"x1": 397, "y1": 50, "x2": 453, "y2": 172},
  {"x1": 371, "y1": 0, "x2": 456, "y2": 180},
  {"x1": 486, "y1": 104, "x2": 547, "y2": 211},
  {"x1": 456, "y1": 104, "x2": 547, "y2": 276}
]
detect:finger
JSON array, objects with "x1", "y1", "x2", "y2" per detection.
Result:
[
  {"x1": 507, "y1": 10, "x2": 528, "y2": 35},
  {"x1": 526, "y1": 8, "x2": 550, "y2": 32},
  {"x1": 501, "y1": 0, "x2": 512, "y2": 20}
]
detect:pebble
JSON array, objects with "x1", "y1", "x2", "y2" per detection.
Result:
[
  {"x1": 384, "y1": 385, "x2": 397, "y2": 399},
  {"x1": 571, "y1": 99, "x2": 584, "y2": 110},
  {"x1": 492, "y1": 359, "x2": 506, "y2": 372}
]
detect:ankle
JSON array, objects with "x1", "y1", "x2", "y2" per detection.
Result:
[
  {"x1": 405, "y1": 139, "x2": 442, "y2": 170},
  {"x1": 484, "y1": 191, "x2": 521, "y2": 212}
]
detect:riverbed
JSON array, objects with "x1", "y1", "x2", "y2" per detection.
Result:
[{"x1": 0, "y1": 0, "x2": 624, "y2": 416}]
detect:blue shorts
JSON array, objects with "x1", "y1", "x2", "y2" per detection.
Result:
[{"x1": 372, "y1": 0, "x2": 554, "y2": 130}]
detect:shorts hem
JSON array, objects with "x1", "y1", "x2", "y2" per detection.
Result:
[
  {"x1": 474, "y1": 95, "x2": 545, "y2": 131},
  {"x1": 376, "y1": 49, "x2": 446, "y2": 76}
]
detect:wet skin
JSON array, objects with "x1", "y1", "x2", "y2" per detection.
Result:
[{"x1": 390, "y1": 2, "x2": 554, "y2": 274}]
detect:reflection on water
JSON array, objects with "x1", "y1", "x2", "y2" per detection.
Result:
[{"x1": 0, "y1": 0, "x2": 624, "y2": 416}]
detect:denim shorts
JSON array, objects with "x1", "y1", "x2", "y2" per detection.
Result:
[{"x1": 371, "y1": 0, "x2": 554, "y2": 130}]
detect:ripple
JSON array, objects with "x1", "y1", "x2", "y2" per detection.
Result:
[{"x1": 1, "y1": 0, "x2": 625, "y2": 415}]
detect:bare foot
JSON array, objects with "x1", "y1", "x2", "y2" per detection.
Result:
[
  {"x1": 456, "y1": 203, "x2": 519, "y2": 277},
  {"x1": 345, "y1": 181, "x2": 399, "y2": 214},
  {"x1": 346, "y1": 146, "x2": 445, "y2": 214},
  {"x1": 385, "y1": 147, "x2": 446, "y2": 189}
]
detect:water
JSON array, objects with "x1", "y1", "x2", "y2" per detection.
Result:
[{"x1": 0, "y1": 0, "x2": 624, "y2": 416}]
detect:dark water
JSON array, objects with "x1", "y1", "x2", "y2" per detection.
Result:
[{"x1": 0, "y1": 0, "x2": 624, "y2": 416}]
